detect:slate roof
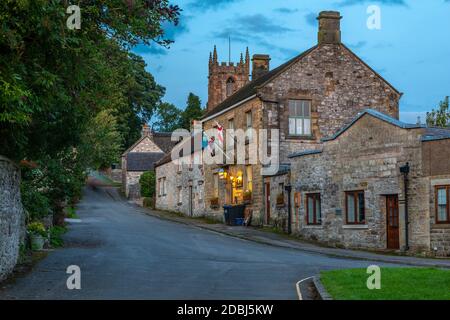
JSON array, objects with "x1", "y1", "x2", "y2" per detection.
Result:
[
  {"x1": 122, "y1": 132, "x2": 177, "y2": 156},
  {"x1": 154, "y1": 132, "x2": 204, "y2": 168},
  {"x1": 321, "y1": 109, "x2": 425, "y2": 142},
  {"x1": 201, "y1": 43, "x2": 401, "y2": 121},
  {"x1": 421, "y1": 127, "x2": 450, "y2": 141},
  {"x1": 288, "y1": 149, "x2": 323, "y2": 159},
  {"x1": 201, "y1": 46, "x2": 319, "y2": 120},
  {"x1": 262, "y1": 163, "x2": 291, "y2": 177},
  {"x1": 126, "y1": 152, "x2": 165, "y2": 171}
]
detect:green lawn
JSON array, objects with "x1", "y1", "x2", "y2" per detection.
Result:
[{"x1": 320, "y1": 267, "x2": 450, "y2": 300}]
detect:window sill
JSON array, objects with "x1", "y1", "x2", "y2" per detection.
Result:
[
  {"x1": 431, "y1": 223, "x2": 450, "y2": 229},
  {"x1": 343, "y1": 224, "x2": 369, "y2": 230},
  {"x1": 286, "y1": 135, "x2": 315, "y2": 141},
  {"x1": 303, "y1": 225, "x2": 323, "y2": 229}
]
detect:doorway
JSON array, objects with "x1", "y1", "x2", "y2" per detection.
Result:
[{"x1": 386, "y1": 195, "x2": 400, "y2": 249}]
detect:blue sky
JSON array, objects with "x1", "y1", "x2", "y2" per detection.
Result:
[{"x1": 134, "y1": 0, "x2": 450, "y2": 123}]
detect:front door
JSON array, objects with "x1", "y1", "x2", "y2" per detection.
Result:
[
  {"x1": 386, "y1": 195, "x2": 400, "y2": 249},
  {"x1": 265, "y1": 183, "x2": 271, "y2": 224}
]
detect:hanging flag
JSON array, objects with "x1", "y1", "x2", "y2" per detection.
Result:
[
  {"x1": 216, "y1": 122, "x2": 224, "y2": 145},
  {"x1": 208, "y1": 136, "x2": 216, "y2": 157}
]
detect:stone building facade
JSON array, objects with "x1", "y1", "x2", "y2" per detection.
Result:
[
  {"x1": 289, "y1": 110, "x2": 450, "y2": 256},
  {"x1": 121, "y1": 125, "x2": 176, "y2": 199},
  {"x1": 154, "y1": 134, "x2": 205, "y2": 217},
  {"x1": 0, "y1": 156, "x2": 25, "y2": 281},
  {"x1": 200, "y1": 11, "x2": 402, "y2": 227}
]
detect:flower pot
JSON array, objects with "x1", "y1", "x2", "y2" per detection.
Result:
[{"x1": 31, "y1": 234, "x2": 45, "y2": 251}]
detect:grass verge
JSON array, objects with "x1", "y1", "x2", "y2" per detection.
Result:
[{"x1": 320, "y1": 267, "x2": 450, "y2": 300}]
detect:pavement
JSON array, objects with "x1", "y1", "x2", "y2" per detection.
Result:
[
  {"x1": 142, "y1": 206, "x2": 450, "y2": 269},
  {"x1": 0, "y1": 185, "x2": 413, "y2": 300}
]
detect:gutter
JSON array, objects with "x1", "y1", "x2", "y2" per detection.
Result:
[{"x1": 200, "y1": 94, "x2": 257, "y2": 123}]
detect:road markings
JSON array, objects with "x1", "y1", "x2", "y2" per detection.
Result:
[{"x1": 296, "y1": 276, "x2": 314, "y2": 300}]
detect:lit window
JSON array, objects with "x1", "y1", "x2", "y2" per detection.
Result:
[
  {"x1": 245, "y1": 166, "x2": 253, "y2": 192},
  {"x1": 288, "y1": 100, "x2": 311, "y2": 136},
  {"x1": 213, "y1": 174, "x2": 219, "y2": 198}
]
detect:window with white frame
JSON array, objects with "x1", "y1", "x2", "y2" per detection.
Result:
[{"x1": 288, "y1": 100, "x2": 311, "y2": 136}]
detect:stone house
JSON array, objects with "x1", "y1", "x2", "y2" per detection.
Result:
[
  {"x1": 121, "y1": 125, "x2": 176, "y2": 199},
  {"x1": 200, "y1": 11, "x2": 402, "y2": 226},
  {"x1": 289, "y1": 109, "x2": 450, "y2": 256},
  {"x1": 154, "y1": 132, "x2": 205, "y2": 216}
]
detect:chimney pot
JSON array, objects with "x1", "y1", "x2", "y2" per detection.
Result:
[
  {"x1": 252, "y1": 54, "x2": 270, "y2": 80},
  {"x1": 317, "y1": 11, "x2": 342, "y2": 45}
]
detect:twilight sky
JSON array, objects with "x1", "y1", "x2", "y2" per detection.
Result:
[{"x1": 134, "y1": 0, "x2": 450, "y2": 123}]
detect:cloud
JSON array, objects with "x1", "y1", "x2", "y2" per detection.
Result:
[
  {"x1": 133, "y1": 44, "x2": 168, "y2": 56},
  {"x1": 132, "y1": 15, "x2": 190, "y2": 56},
  {"x1": 305, "y1": 12, "x2": 317, "y2": 27},
  {"x1": 347, "y1": 41, "x2": 368, "y2": 50},
  {"x1": 337, "y1": 0, "x2": 407, "y2": 6},
  {"x1": 233, "y1": 14, "x2": 294, "y2": 35},
  {"x1": 275, "y1": 7, "x2": 299, "y2": 14},
  {"x1": 189, "y1": 0, "x2": 242, "y2": 11},
  {"x1": 162, "y1": 15, "x2": 191, "y2": 41}
]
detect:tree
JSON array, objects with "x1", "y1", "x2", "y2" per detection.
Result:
[
  {"x1": 139, "y1": 171, "x2": 156, "y2": 198},
  {"x1": 81, "y1": 110, "x2": 123, "y2": 170},
  {"x1": 427, "y1": 96, "x2": 450, "y2": 127},
  {"x1": 153, "y1": 102, "x2": 182, "y2": 132},
  {"x1": 0, "y1": 0, "x2": 181, "y2": 223},
  {"x1": 178, "y1": 93, "x2": 204, "y2": 130}
]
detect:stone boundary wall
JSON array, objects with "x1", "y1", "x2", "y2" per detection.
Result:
[{"x1": 0, "y1": 155, "x2": 25, "y2": 282}]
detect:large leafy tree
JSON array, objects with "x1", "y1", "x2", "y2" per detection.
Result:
[
  {"x1": 0, "y1": 0, "x2": 181, "y2": 222},
  {"x1": 178, "y1": 92, "x2": 204, "y2": 130},
  {"x1": 153, "y1": 102, "x2": 182, "y2": 132},
  {"x1": 427, "y1": 96, "x2": 450, "y2": 127}
]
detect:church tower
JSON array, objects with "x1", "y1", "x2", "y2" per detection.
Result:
[{"x1": 207, "y1": 46, "x2": 250, "y2": 112}]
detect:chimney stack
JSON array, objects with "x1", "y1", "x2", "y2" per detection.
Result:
[
  {"x1": 141, "y1": 124, "x2": 152, "y2": 137},
  {"x1": 252, "y1": 54, "x2": 270, "y2": 80},
  {"x1": 317, "y1": 11, "x2": 342, "y2": 45}
]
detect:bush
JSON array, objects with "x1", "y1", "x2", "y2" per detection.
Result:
[
  {"x1": 27, "y1": 222, "x2": 47, "y2": 237},
  {"x1": 139, "y1": 171, "x2": 156, "y2": 198},
  {"x1": 49, "y1": 225, "x2": 67, "y2": 248},
  {"x1": 21, "y1": 181, "x2": 52, "y2": 221},
  {"x1": 143, "y1": 197, "x2": 154, "y2": 208}
]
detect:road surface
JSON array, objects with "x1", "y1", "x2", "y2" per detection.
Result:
[{"x1": 0, "y1": 186, "x2": 393, "y2": 300}]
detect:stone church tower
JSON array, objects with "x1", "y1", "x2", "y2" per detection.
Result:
[{"x1": 207, "y1": 46, "x2": 250, "y2": 112}]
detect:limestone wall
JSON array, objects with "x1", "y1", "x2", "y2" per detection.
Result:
[
  {"x1": 290, "y1": 115, "x2": 429, "y2": 253},
  {"x1": 155, "y1": 152, "x2": 206, "y2": 217},
  {"x1": 0, "y1": 156, "x2": 25, "y2": 282}
]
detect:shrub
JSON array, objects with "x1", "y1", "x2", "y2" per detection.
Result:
[
  {"x1": 143, "y1": 197, "x2": 154, "y2": 208},
  {"x1": 139, "y1": 171, "x2": 156, "y2": 198},
  {"x1": 21, "y1": 181, "x2": 52, "y2": 221},
  {"x1": 27, "y1": 222, "x2": 47, "y2": 237},
  {"x1": 49, "y1": 226, "x2": 67, "y2": 248}
]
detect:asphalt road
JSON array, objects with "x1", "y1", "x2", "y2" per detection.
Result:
[{"x1": 0, "y1": 186, "x2": 394, "y2": 300}]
